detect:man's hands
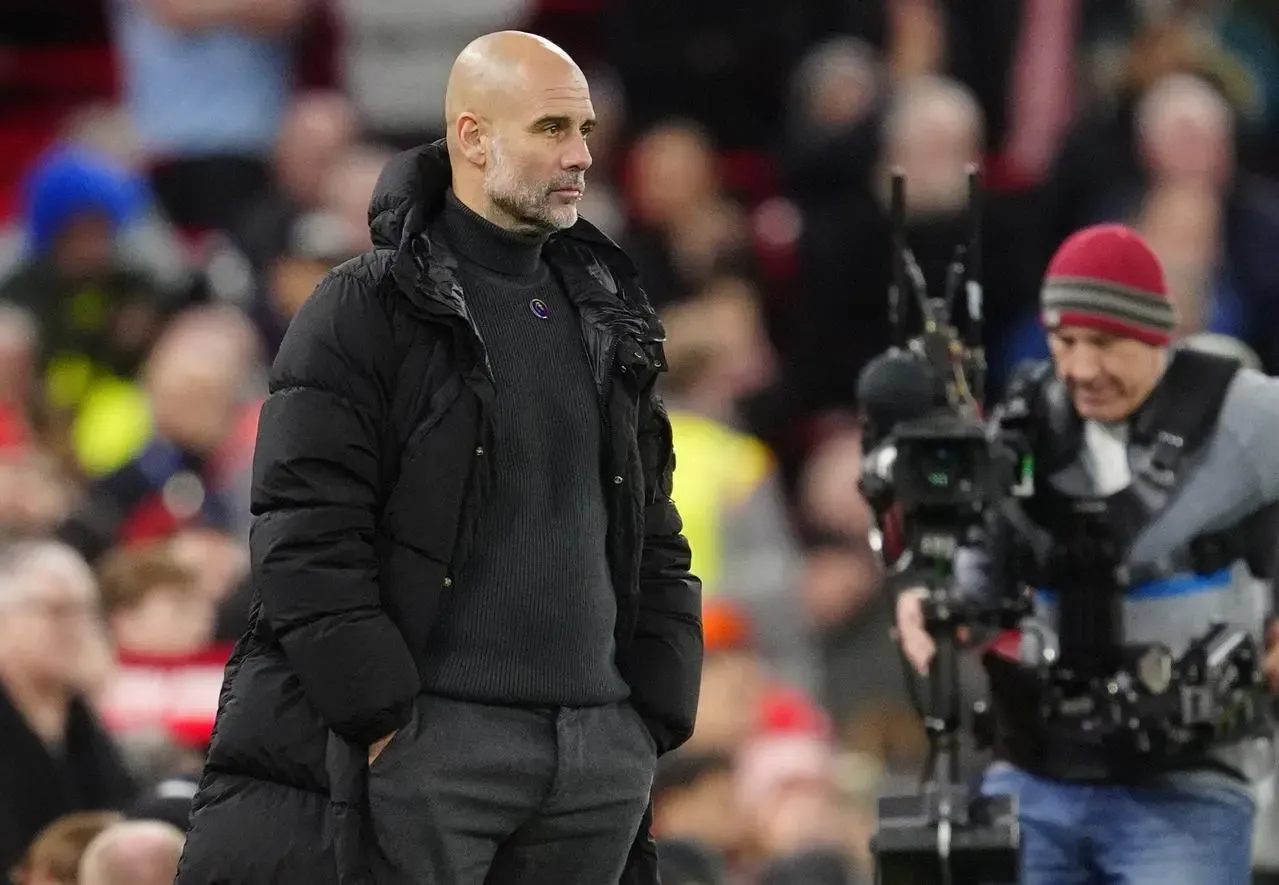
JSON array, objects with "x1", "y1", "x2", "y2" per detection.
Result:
[
  {"x1": 368, "y1": 729, "x2": 398, "y2": 766},
  {"x1": 893, "y1": 587, "x2": 972, "y2": 677},
  {"x1": 894, "y1": 588, "x2": 936, "y2": 677}
]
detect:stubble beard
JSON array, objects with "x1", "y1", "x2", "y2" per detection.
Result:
[{"x1": 484, "y1": 140, "x2": 578, "y2": 235}]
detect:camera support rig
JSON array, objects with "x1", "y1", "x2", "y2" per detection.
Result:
[
  {"x1": 1039, "y1": 621, "x2": 1275, "y2": 760},
  {"x1": 873, "y1": 581, "x2": 1023, "y2": 885}
]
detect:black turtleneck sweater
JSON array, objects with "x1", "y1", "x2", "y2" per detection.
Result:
[{"x1": 419, "y1": 192, "x2": 629, "y2": 706}]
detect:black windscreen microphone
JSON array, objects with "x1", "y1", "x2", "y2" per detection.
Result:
[{"x1": 856, "y1": 348, "x2": 936, "y2": 448}]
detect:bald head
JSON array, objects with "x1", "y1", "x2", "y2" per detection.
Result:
[
  {"x1": 78, "y1": 821, "x2": 185, "y2": 885},
  {"x1": 445, "y1": 32, "x2": 580, "y2": 132},
  {"x1": 443, "y1": 31, "x2": 595, "y2": 235}
]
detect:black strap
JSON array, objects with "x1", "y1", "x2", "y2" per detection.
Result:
[
  {"x1": 1130, "y1": 348, "x2": 1241, "y2": 484},
  {"x1": 1109, "y1": 349, "x2": 1242, "y2": 585}
]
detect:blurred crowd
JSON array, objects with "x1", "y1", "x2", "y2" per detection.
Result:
[{"x1": 2, "y1": 0, "x2": 1279, "y2": 883}]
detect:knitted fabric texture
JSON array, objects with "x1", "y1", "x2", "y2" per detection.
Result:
[{"x1": 1040, "y1": 223, "x2": 1175, "y2": 346}]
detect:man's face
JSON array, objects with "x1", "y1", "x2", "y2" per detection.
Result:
[
  {"x1": 170, "y1": 528, "x2": 248, "y2": 602},
  {"x1": 483, "y1": 75, "x2": 595, "y2": 235},
  {"x1": 0, "y1": 561, "x2": 100, "y2": 689},
  {"x1": 148, "y1": 349, "x2": 241, "y2": 455},
  {"x1": 54, "y1": 213, "x2": 115, "y2": 280},
  {"x1": 1049, "y1": 327, "x2": 1166, "y2": 422},
  {"x1": 1143, "y1": 105, "x2": 1232, "y2": 189},
  {"x1": 630, "y1": 127, "x2": 715, "y2": 226},
  {"x1": 0, "y1": 456, "x2": 74, "y2": 536},
  {"x1": 110, "y1": 584, "x2": 214, "y2": 656}
]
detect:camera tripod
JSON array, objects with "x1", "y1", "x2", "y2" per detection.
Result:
[{"x1": 872, "y1": 591, "x2": 1021, "y2": 885}]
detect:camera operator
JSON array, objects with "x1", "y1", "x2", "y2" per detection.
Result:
[{"x1": 895, "y1": 223, "x2": 1279, "y2": 885}]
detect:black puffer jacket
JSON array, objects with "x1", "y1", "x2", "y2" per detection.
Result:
[{"x1": 174, "y1": 143, "x2": 703, "y2": 885}]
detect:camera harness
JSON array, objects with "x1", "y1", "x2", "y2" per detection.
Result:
[{"x1": 997, "y1": 347, "x2": 1255, "y2": 590}]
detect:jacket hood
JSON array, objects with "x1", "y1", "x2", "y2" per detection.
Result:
[
  {"x1": 367, "y1": 142, "x2": 443, "y2": 250},
  {"x1": 366, "y1": 140, "x2": 635, "y2": 274}
]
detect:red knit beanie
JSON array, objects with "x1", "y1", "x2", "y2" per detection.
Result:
[{"x1": 1040, "y1": 223, "x2": 1174, "y2": 346}]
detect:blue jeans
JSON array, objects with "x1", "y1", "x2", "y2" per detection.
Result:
[{"x1": 980, "y1": 763, "x2": 1255, "y2": 885}]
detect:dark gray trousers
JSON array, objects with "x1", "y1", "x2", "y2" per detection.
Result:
[{"x1": 366, "y1": 694, "x2": 657, "y2": 885}]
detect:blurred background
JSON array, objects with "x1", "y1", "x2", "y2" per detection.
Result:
[{"x1": 2, "y1": 0, "x2": 1279, "y2": 883}]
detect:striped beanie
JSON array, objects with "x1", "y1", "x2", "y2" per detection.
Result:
[{"x1": 1040, "y1": 224, "x2": 1175, "y2": 346}]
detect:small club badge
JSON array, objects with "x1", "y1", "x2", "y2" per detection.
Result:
[{"x1": 530, "y1": 298, "x2": 550, "y2": 320}]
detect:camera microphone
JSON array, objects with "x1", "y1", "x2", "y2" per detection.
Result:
[{"x1": 856, "y1": 348, "x2": 936, "y2": 448}]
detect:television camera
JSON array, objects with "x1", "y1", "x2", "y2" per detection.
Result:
[{"x1": 858, "y1": 166, "x2": 1025, "y2": 885}]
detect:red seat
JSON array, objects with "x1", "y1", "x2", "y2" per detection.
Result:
[
  {"x1": 0, "y1": 41, "x2": 118, "y2": 223},
  {"x1": 0, "y1": 43, "x2": 116, "y2": 97},
  {"x1": 0, "y1": 115, "x2": 66, "y2": 221}
]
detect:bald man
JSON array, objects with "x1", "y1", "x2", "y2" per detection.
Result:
[
  {"x1": 175, "y1": 31, "x2": 701, "y2": 885},
  {"x1": 79, "y1": 821, "x2": 185, "y2": 885}
]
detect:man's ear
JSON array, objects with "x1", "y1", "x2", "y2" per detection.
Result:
[{"x1": 455, "y1": 113, "x2": 488, "y2": 167}]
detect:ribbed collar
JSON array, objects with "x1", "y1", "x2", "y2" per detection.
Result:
[{"x1": 440, "y1": 190, "x2": 546, "y2": 277}]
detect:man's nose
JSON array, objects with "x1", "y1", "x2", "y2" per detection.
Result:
[
  {"x1": 563, "y1": 136, "x2": 592, "y2": 172},
  {"x1": 1066, "y1": 351, "x2": 1101, "y2": 382}
]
